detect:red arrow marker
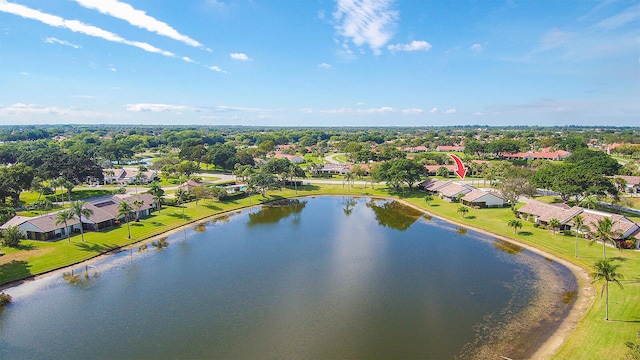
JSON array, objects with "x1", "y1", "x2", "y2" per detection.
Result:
[{"x1": 448, "y1": 154, "x2": 467, "y2": 179}]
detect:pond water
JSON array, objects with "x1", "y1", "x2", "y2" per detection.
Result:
[{"x1": 0, "y1": 197, "x2": 576, "y2": 359}]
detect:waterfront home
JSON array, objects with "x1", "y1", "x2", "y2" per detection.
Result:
[
  {"x1": 517, "y1": 201, "x2": 582, "y2": 229},
  {"x1": 461, "y1": 189, "x2": 506, "y2": 208},
  {"x1": 0, "y1": 194, "x2": 156, "y2": 241}
]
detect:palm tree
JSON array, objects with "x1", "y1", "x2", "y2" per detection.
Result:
[
  {"x1": 508, "y1": 219, "x2": 522, "y2": 234},
  {"x1": 55, "y1": 209, "x2": 75, "y2": 242},
  {"x1": 424, "y1": 194, "x2": 434, "y2": 206},
  {"x1": 175, "y1": 188, "x2": 188, "y2": 220},
  {"x1": 117, "y1": 201, "x2": 133, "y2": 239},
  {"x1": 590, "y1": 217, "x2": 622, "y2": 259},
  {"x1": 572, "y1": 214, "x2": 587, "y2": 258},
  {"x1": 133, "y1": 199, "x2": 144, "y2": 222},
  {"x1": 548, "y1": 218, "x2": 561, "y2": 235},
  {"x1": 148, "y1": 181, "x2": 164, "y2": 210},
  {"x1": 63, "y1": 180, "x2": 75, "y2": 203},
  {"x1": 591, "y1": 259, "x2": 624, "y2": 321},
  {"x1": 457, "y1": 206, "x2": 469, "y2": 219},
  {"x1": 70, "y1": 201, "x2": 93, "y2": 242}
]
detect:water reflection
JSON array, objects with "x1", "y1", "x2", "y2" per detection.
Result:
[
  {"x1": 456, "y1": 226, "x2": 468, "y2": 235},
  {"x1": 342, "y1": 197, "x2": 358, "y2": 216},
  {"x1": 365, "y1": 199, "x2": 422, "y2": 231},
  {"x1": 492, "y1": 239, "x2": 524, "y2": 255},
  {"x1": 247, "y1": 199, "x2": 307, "y2": 226}
]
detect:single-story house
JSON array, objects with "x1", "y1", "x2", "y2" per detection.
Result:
[
  {"x1": 103, "y1": 168, "x2": 158, "y2": 185},
  {"x1": 567, "y1": 210, "x2": 640, "y2": 241},
  {"x1": 436, "y1": 145, "x2": 465, "y2": 152},
  {"x1": 437, "y1": 182, "x2": 473, "y2": 202},
  {"x1": 461, "y1": 189, "x2": 506, "y2": 208},
  {"x1": 419, "y1": 179, "x2": 452, "y2": 193},
  {"x1": 517, "y1": 201, "x2": 582, "y2": 228},
  {"x1": 273, "y1": 152, "x2": 304, "y2": 164},
  {"x1": 0, "y1": 194, "x2": 156, "y2": 241},
  {"x1": 424, "y1": 164, "x2": 458, "y2": 176},
  {"x1": 0, "y1": 214, "x2": 81, "y2": 241},
  {"x1": 179, "y1": 180, "x2": 202, "y2": 193},
  {"x1": 311, "y1": 164, "x2": 350, "y2": 175},
  {"x1": 613, "y1": 175, "x2": 640, "y2": 194},
  {"x1": 500, "y1": 150, "x2": 571, "y2": 161}
]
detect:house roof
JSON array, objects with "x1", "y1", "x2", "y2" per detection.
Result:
[
  {"x1": 518, "y1": 201, "x2": 582, "y2": 224},
  {"x1": 614, "y1": 175, "x2": 640, "y2": 186},
  {"x1": 462, "y1": 189, "x2": 505, "y2": 203},
  {"x1": 420, "y1": 179, "x2": 451, "y2": 191},
  {"x1": 424, "y1": 164, "x2": 457, "y2": 173},
  {"x1": 113, "y1": 193, "x2": 155, "y2": 212},
  {"x1": 0, "y1": 212, "x2": 81, "y2": 232},
  {"x1": 438, "y1": 182, "x2": 472, "y2": 198},
  {"x1": 569, "y1": 210, "x2": 639, "y2": 238}
]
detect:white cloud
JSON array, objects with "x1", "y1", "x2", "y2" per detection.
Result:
[
  {"x1": 20, "y1": 72, "x2": 29, "y2": 76},
  {"x1": 594, "y1": 2, "x2": 640, "y2": 30},
  {"x1": 470, "y1": 43, "x2": 483, "y2": 52},
  {"x1": 126, "y1": 103, "x2": 193, "y2": 112},
  {"x1": 318, "y1": 62, "x2": 333, "y2": 69},
  {"x1": 182, "y1": 57, "x2": 195, "y2": 63},
  {"x1": 473, "y1": 111, "x2": 485, "y2": 116},
  {"x1": 208, "y1": 65, "x2": 227, "y2": 73},
  {"x1": 429, "y1": 107, "x2": 438, "y2": 113},
  {"x1": 0, "y1": 2, "x2": 176, "y2": 58},
  {"x1": 45, "y1": 37, "x2": 81, "y2": 48},
  {"x1": 74, "y1": 0, "x2": 203, "y2": 48},
  {"x1": 534, "y1": 28, "x2": 574, "y2": 53},
  {"x1": 333, "y1": 0, "x2": 399, "y2": 55},
  {"x1": 0, "y1": 103, "x2": 101, "y2": 117},
  {"x1": 108, "y1": 66, "x2": 117, "y2": 72},
  {"x1": 388, "y1": 40, "x2": 432, "y2": 52},
  {"x1": 315, "y1": 106, "x2": 424, "y2": 115},
  {"x1": 230, "y1": 53, "x2": 250, "y2": 61},
  {"x1": 444, "y1": 108, "x2": 457, "y2": 114}
]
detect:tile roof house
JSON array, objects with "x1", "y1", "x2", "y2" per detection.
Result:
[
  {"x1": 103, "y1": 168, "x2": 158, "y2": 185},
  {"x1": 0, "y1": 194, "x2": 157, "y2": 241},
  {"x1": 566, "y1": 210, "x2": 640, "y2": 242},
  {"x1": 424, "y1": 164, "x2": 458, "y2": 175},
  {"x1": 436, "y1": 145, "x2": 465, "y2": 152},
  {"x1": 517, "y1": 201, "x2": 583, "y2": 227},
  {"x1": 613, "y1": 175, "x2": 640, "y2": 194},
  {"x1": 500, "y1": 150, "x2": 571, "y2": 161},
  {"x1": 437, "y1": 182, "x2": 474, "y2": 202},
  {"x1": 179, "y1": 180, "x2": 202, "y2": 193},
  {"x1": 0, "y1": 214, "x2": 81, "y2": 241},
  {"x1": 461, "y1": 189, "x2": 506, "y2": 208}
]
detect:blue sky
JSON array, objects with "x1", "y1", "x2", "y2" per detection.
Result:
[{"x1": 1, "y1": 0, "x2": 638, "y2": 127}]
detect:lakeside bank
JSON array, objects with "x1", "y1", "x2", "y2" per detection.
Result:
[{"x1": 1, "y1": 185, "x2": 637, "y2": 359}]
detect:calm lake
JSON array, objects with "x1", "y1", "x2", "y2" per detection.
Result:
[{"x1": 0, "y1": 197, "x2": 576, "y2": 359}]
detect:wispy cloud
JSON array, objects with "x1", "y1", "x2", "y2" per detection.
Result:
[
  {"x1": 388, "y1": 40, "x2": 431, "y2": 52},
  {"x1": 0, "y1": 103, "x2": 100, "y2": 117},
  {"x1": 208, "y1": 65, "x2": 227, "y2": 73},
  {"x1": 0, "y1": 2, "x2": 175, "y2": 57},
  {"x1": 444, "y1": 108, "x2": 457, "y2": 114},
  {"x1": 314, "y1": 106, "x2": 423, "y2": 115},
  {"x1": 429, "y1": 107, "x2": 438, "y2": 113},
  {"x1": 45, "y1": 37, "x2": 81, "y2": 49},
  {"x1": 594, "y1": 2, "x2": 640, "y2": 30},
  {"x1": 230, "y1": 53, "x2": 251, "y2": 61},
  {"x1": 333, "y1": 0, "x2": 399, "y2": 55},
  {"x1": 74, "y1": 0, "x2": 203, "y2": 48},
  {"x1": 126, "y1": 103, "x2": 198, "y2": 112},
  {"x1": 318, "y1": 62, "x2": 333, "y2": 69},
  {"x1": 533, "y1": 28, "x2": 574, "y2": 53},
  {"x1": 182, "y1": 57, "x2": 195, "y2": 63},
  {"x1": 469, "y1": 43, "x2": 483, "y2": 52}
]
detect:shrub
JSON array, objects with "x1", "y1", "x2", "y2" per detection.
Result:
[{"x1": 0, "y1": 292, "x2": 11, "y2": 307}]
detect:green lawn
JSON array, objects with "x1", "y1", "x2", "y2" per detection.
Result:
[{"x1": 1, "y1": 184, "x2": 638, "y2": 359}]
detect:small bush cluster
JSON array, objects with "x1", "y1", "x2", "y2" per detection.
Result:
[
  {"x1": 0, "y1": 292, "x2": 12, "y2": 307},
  {"x1": 151, "y1": 237, "x2": 168, "y2": 249}
]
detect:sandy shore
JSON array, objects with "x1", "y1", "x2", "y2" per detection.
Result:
[{"x1": 2, "y1": 196, "x2": 595, "y2": 359}]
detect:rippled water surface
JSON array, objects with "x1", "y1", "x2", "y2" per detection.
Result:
[{"x1": 0, "y1": 197, "x2": 575, "y2": 359}]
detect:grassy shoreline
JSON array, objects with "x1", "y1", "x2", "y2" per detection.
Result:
[{"x1": 1, "y1": 184, "x2": 638, "y2": 359}]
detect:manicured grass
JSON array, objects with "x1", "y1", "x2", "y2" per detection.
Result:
[{"x1": 1, "y1": 184, "x2": 638, "y2": 359}]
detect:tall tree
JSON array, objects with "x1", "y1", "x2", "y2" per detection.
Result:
[
  {"x1": 70, "y1": 201, "x2": 93, "y2": 242},
  {"x1": 591, "y1": 259, "x2": 624, "y2": 321},
  {"x1": 55, "y1": 209, "x2": 75, "y2": 242},
  {"x1": 117, "y1": 201, "x2": 133, "y2": 238},
  {"x1": 132, "y1": 199, "x2": 144, "y2": 222},
  {"x1": 572, "y1": 215, "x2": 586, "y2": 258},
  {"x1": 590, "y1": 217, "x2": 622, "y2": 259}
]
